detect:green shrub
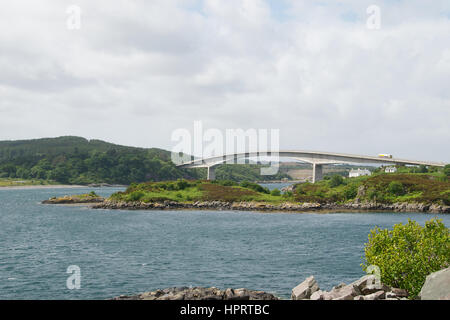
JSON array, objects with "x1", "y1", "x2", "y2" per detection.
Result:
[
  {"x1": 329, "y1": 175, "x2": 344, "y2": 188},
  {"x1": 270, "y1": 188, "x2": 281, "y2": 196},
  {"x1": 418, "y1": 165, "x2": 428, "y2": 173},
  {"x1": 444, "y1": 164, "x2": 450, "y2": 177},
  {"x1": 127, "y1": 190, "x2": 145, "y2": 202},
  {"x1": 176, "y1": 179, "x2": 190, "y2": 190},
  {"x1": 343, "y1": 185, "x2": 357, "y2": 200},
  {"x1": 283, "y1": 191, "x2": 293, "y2": 198},
  {"x1": 388, "y1": 181, "x2": 405, "y2": 196},
  {"x1": 166, "y1": 183, "x2": 175, "y2": 191},
  {"x1": 362, "y1": 218, "x2": 450, "y2": 299}
]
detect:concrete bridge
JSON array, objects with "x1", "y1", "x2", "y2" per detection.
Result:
[{"x1": 176, "y1": 151, "x2": 446, "y2": 183}]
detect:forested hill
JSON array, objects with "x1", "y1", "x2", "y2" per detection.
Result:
[
  {"x1": 0, "y1": 136, "x2": 195, "y2": 184},
  {"x1": 0, "y1": 136, "x2": 290, "y2": 185}
]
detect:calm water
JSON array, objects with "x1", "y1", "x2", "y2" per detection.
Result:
[
  {"x1": 260, "y1": 182, "x2": 293, "y2": 191},
  {"x1": 0, "y1": 186, "x2": 449, "y2": 300}
]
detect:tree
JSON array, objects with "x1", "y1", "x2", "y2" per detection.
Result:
[
  {"x1": 15, "y1": 167, "x2": 30, "y2": 179},
  {"x1": 48, "y1": 166, "x2": 70, "y2": 184},
  {"x1": 329, "y1": 175, "x2": 344, "y2": 188},
  {"x1": 388, "y1": 181, "x2": 405, "y2": 196},
  {"x1": 270, "y1": 188, "x2": 281, "y2": 196},
  {"x1": 343, "y1": 184, "x2": 357, "y2": 200}
]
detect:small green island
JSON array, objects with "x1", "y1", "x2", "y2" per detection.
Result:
[
  {"x1": 43, "y1": 171, "x2": 450, "y2": 213},
  {"x1": 42, "y1": 191, "x2": 104, "y2": 204}
]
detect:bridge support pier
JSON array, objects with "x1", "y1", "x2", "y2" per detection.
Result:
[
  {"x1": 207, "y1": 166, "x2": 216, "y2": 180},
  {"x1": 312, "y1": 163, "x2": 323, "y2": 183}
]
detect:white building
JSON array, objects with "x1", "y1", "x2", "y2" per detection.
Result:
[
  {"x1": 349, "y1": 168, "x2": 372, "y2": 178},
  {"x1": 385, "y1": 166, "x2": 398, "y2": 173}
]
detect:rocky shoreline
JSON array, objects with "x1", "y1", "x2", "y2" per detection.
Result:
[
  {"x1": 91, "y1": 199, "x2": 450, "y2": 213},
  {"x1": 112, "y1": 280, "x2": 406, "y2": 301},
  {"x1": 112, "y1": 267, "x2": 450, "y2": 300},
  {"x1": 291, "y1": 275, "x2": 409, "y2": 300},
  {"x1": 113, "y1": 287, "x2": 279, "y2": 300}
]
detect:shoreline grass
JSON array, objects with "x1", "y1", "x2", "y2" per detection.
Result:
[{"x1": 108, "y1": 173, "x2": 449, "y2": 206}]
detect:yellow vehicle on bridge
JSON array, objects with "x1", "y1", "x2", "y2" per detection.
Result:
[{"x1": 378, "y1": 154, "x2": 393, "y2": 158}]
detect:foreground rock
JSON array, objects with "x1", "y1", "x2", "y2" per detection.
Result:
[
  {"x1": 92, "y1": 199, "x2": 450, "y2": 213},
  {"x1": 291, "y1": 276, "x2": 320, "y2": 299},
  {"x1": 292, "y1": 275, "x2": 409, "y2": 300},
  {"x1": 115, "y1": 269, "x2": 449, "y2": 300},
  {"x1": 418, "y1": 267, "x2": 450, "y2": 300},
  {"x1": 112, "y1": 287, "x2": 279, "y2": 300}
]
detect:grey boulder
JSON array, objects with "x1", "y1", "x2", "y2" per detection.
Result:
[
  {"x1": 291, "y1": 276, "x2": 320, "y2": 300},
  {"x1": 418, "y1": 267, "x2": 450, "y2": 300}
]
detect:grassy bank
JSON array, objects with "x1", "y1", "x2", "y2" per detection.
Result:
[
  {"x1": 110, "y1": 180, "x2": 287, "y2": 204},
  {"x1": 109, "y1": 172, "x2": 449, "y2": 207},
  {"x1": 295, "y1": 173, "x2": 449, "y2": 205}
]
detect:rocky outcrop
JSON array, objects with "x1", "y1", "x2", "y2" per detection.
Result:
[
  {"x1": 92, "y1": 200, "x2": 323, "y2": 211},
  {"x1": 42, "y1": 195, "x2": 104, "y2": 204},
  {"x1": 418, "y1": 267, "x2": 450, "y2": 300},
  {"x1": 291, "y1": 276, "x2": 320, "y2": 300},
  {"x1": 297, "y1": 275, "x2": 409, "y2": 300},
  {"x1": 321, "y1": 201, "x2": 449, "y2": 213},
  {"x1": 281, "y1": 184, "x2": 296, "y2": 193},
  {"x1": 92, "y1": 199, "x2": 450, "y2": 213},
  {"x1": 112, "y1": 287, "x2": 279, "y2": 300},
  {"x1": 114, "y1": 276, "x2": 410, "y2": 300}
]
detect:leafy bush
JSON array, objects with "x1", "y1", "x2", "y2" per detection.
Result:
[
  {"x1": 343, "y1": 184, "x2": 357, "y2": 200},
  {"x1": 270, "y1": 188, "x2": 281, "y2": 196},
  {"x1": 127, "y1": 190, "x2": 145, "y2": 202},
  {"x1": 176, "y1": 179, "x2": 190, "y2": 190},
  {"x1": 417, "y1": 165, "x2": 428, "y2": 173},
  {"x1": 444, "y1": 164, "x2": 450, "y2": 177},
  {"x1": 283, "y1": 191, "x2": 293, "y2": 198},
  {"x1": 362, "y1": 218, "x2": 450, "y2": 299},
  {"x1": 388, "y1": 181, "x2": 405, "y2": 196},
  {"x1": 329, "y1": 175, "x2": 344, "y2": 188}
]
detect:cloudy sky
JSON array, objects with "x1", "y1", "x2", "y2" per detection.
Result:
[{"x1": 0, "y1": 0, "x2": 449, "y2": 162}]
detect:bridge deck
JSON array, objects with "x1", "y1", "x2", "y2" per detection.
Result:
[{"x1": 176, "y1": 150, "x2": 445, "y2": 168}]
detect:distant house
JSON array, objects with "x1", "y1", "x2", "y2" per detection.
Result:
[
  {"x1": 349, "y1": 168, "x2": 372, "y2": 178},
  {"x1": 385, "y1": 166, "x2": 397, "y2": 173}
]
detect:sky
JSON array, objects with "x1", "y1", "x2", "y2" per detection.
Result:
[{"x1": 0, "y1": 0, "x2": 449, "y2": 162}]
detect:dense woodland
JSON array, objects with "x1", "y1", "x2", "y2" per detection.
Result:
[{"x1": 0, "y1": 136, "x2": 290, "y2": 185}]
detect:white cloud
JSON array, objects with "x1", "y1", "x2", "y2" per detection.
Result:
[{"x1": 0, "y1": 0, "x2": 449, "y2": 162}]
